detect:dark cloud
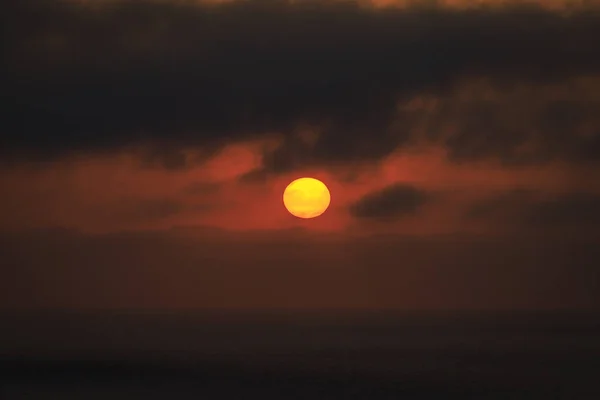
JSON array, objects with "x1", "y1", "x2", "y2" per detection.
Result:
[
  {"x1": 110, "y1": 198, "x2": 183, "y2": 222},
  {"x1": 237, "y1": 168, "x2": 271, "y2": 184},
  {"x1": 439, "y1": 94, "x2": 600, "y2": 164},
  {"x1": 183, "y1": 181, "x2": 221, "y2": 196},
  {"x1": 349, "y1": 184, "x2": 429, "y2": 219},
  {"x1": 466, "y1": 189, "x2": 600, "y2": 229},
  {"x1": 526, "y1": 193, "x2": 600, "y2": 226},
  {"x1": 2, "y1": 0, "x2": 600, "y2": 166},
  {"x1": 465, "y1": 189, "x2": 534, "y2": 219},
  {"x1": 139, "y1": 146, "x2": 190, "y2": 170}
]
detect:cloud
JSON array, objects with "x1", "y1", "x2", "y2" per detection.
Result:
[
  {"x1": 526, "y1": 193, "x2": 600, "y2": 226},
  {"x1": 237, "y1": 168, "x2": 271, "y2": 184},
  {"x1": 437, "y1": 82, "x2": 600, "y2": 164},
  {"x1": 183, "y1": 181, "x2": 222, "y2": 195},
  {"x1": 466, "y1": 189, "x2": 600, "y2": 229},
  {"x1": 349, "y1": 184, "x2": 429, "y2": 219},
  {"x1": 465, "y1": 188, "x2": 534, "y2": 219},
  {"x1": 110, "y1": 198, "x2": 184, "y2": 223},
  {"x1": 2, "y1": 0, "x2": 600, "y2": 167}
]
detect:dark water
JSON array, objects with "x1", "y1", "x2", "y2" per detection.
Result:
[{"x1": 1, "y1": 312, "x2": 599, "y2": 399}]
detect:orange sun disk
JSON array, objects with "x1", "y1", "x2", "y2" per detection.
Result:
[{"x1": 283, "y1": 177, "x2": 331, "y2": 219}]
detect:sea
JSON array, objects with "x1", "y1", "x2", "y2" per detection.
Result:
[{"x1": 1, "y1": 311, "x2": 599, "y2": 399}]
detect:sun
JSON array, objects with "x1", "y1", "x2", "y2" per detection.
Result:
[{"x1": 283, "y1": 177, "x2": 331, "y2": 219}]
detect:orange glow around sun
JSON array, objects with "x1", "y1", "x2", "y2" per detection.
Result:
[{"x1": 283, "y1": 177, "x2": 331, "y2": 219}]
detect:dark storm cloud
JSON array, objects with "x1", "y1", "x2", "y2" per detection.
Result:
[
  {"x1": 439, "y1": 96, "x2": 600, "y2": 164},
  {"x1": 349, "y1": 184, "x2": 428, "y2": 219},
  {"x1": 2, "y1": 0, "x2": 600, "y2": 165}
]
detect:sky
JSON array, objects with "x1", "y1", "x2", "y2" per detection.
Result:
[{"x1": 1, "y1": 0, "x2": 600, "y2": 311}]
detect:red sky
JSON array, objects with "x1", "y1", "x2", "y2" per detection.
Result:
[
  {"x1": 1, "y1": 0, "x2": 600, "y2": 311},
  {"x1": 1, "y1": 140, "x2": 596, "y2": 234}
]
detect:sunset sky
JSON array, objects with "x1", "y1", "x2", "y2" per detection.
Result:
[{"x1": 1, "y1": 0, "x2": 599, "y2": 311}]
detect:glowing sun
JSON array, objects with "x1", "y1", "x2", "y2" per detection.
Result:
[{"x1": 283, "y1": 177, "x2": 331, "y2": 219}]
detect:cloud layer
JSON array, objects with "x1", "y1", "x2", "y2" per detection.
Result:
[
  {"x1": 349, "y1": 184, "x2": 429, "y2": 219},
  {"x1": 2, "y1": 0, "x2": 600, "y2": 167}
]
